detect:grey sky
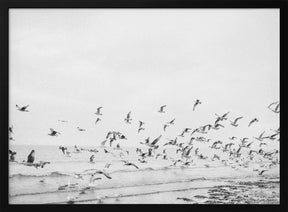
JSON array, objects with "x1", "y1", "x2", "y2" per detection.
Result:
[{"x1": 9, "y1": 9, "x2": 279, "y2": 146}]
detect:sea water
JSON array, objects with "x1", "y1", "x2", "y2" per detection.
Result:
[{"x1": 9, "y1": 144, "x2": 279, "y2": 204}]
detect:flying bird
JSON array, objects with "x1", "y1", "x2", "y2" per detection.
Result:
[
  {"x1": 163, "y1": 124, "x2": 169, "y2": 131},
  {"x1": 77, "y1": 127, "x2": 86, "y2": 131},
  {"x1": 167, "y1": 118, "x2": 175, "y2": 125},
  {"x1": 193, "y1": 99, "x2": 201, "y2": 111},
  {"x1": 9, "y1": 126, "x2": 13, "y2": 134},
  {"x1": 16, "y1": 104, "x2": 29, "y2": 112},
  {"x1": 158, "y1": 105, "x2": 167, "y2": 113},
  {"x1": 138, "y1": 127, "x2": 145, "y2": 133},
  {"x1": 95, "y1": 107, "x2": 103, "y2": 115},
  {"x1": 122, "y1": 161, "x2": 139, "y2": 169},
  {"x1": 248, "y1": 118, "x2": 259, "y2": 127},
  {"x1": 48, "y1": 128, "x2": 61, "y2": 136},
  {"x1": 95, "y1": 118, "x2": 101, "y2": 125},
  {"x1": 230, "y1": 117, "x2": 243, "y2": 127},
  {"x1": 139, "y1": 121, "x2": 145, "y2": 128},
  {"x1": 124, "y1": 112, "x2": 132, "y2": 124},
  {"x1": 254, "y1": 131, "x2": 266, "y2": 141}
]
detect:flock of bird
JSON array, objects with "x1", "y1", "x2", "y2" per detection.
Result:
[{"x1": 9, "y1": 100, "x2": 280, "y2": 186}]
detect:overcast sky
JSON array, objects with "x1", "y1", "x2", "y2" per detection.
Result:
[{"x1": 9, "y1": 9, "x2": 279, "y2": 147}]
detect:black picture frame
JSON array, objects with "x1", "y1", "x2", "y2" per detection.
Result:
[{"x1": 0, "y1": 0, "x2": 287, "y2": 211}]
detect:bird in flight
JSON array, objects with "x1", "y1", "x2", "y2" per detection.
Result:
[
  {"x1": 138, "y1": 127, "x2": 145, "y2": 133},
  {"x1": 230, "y1": 116, "x2": 243, "y2": 127},
  {"x1": 16, "y1": 104, "x2": 29, "y2": 112},
  {"x1": 268, "y1": 101, "x2": 280, "y2": 113},
  {"x1": 254, "y1": 131, "x2": 266, "y2": 141},
  {"x1": 9, "y1": 126, "x2": 13, "y2": 134},
  {"x1": 163, "y1": 124, "x2": 169, "y2": 131},
  {"x1": 124, "y1": 111, "x2": 132, "y2": 124},
  {"x1": 167, "y1": 118, "x2": 175, "y2": 125},
  {"x1": 122, "y1": 160, "x2": 139, "y2": 169},
  {"x1": 77, "y1": 127, "x2": 86, "y2": 131},
  {"x1": 139, "y1": 121, "x2": 145, "y2": 128},
  {"x1": 158, "y1": 105, "x2": 167, "y2": 113},
  {"x1": 193, "y1": 99, "x2": 201, "y2": 111},
  {"x1": 248, "y1": 118, "x2": 259, "y2": 127},
  {"x1": 48, "y1": 128, "x2": 61, "y2": 136},
  {"x1": 95, "y1": 107, "x2": 103, "y2": 115},
  {"x1": 95, "y1": 118, "x2": 101, "y2": 125}
]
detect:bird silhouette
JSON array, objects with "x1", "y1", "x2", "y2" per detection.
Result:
[
  {"x1": 158, "y1": 105, "x2": 167, "y2": 113},
  {"x1": 48, "y1": 128, "x2": 61, "y2": 136},
  {"x1": 95, "y1": 107, "x2": 103, "y2": 115},
  {"x1": 16, "y1": 104, "x2": 29, "y2": 112},
  {"x1": 124, "y1": 111, "x2": 132, "y2": 124},
  {"x1": 95, "y1": 118, "x2": 101, "y2": 125},
  {"x1": 248, "y1": 118, "x2": 259, "y2": 127},
  {"x1": 77, "y1": 127, "x2": 86, "y2": 131},
  {"x1": 193, "y1": 99, "x2": 202, "y2": 111},
  {"x1": 230, "y1": 116, "x2": 243, "y2": 127}
]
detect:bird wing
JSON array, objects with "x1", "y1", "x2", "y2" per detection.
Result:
[
  {"x1": 23, "y1": 105, "x2": 29, "y2": 109},
  {"x1": 235, "y1": 117, "x2": 243, "y2": 123},
  {"x1": 50, "y1": 128, "x2": 55, "y2": 133},
  {"x1": 151, "y1": 135, "x2": 162, "y2": 145}
]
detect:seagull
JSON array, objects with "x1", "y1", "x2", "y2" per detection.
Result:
[
  {"x1": 124, "y1": 111, "x2": 132, "y2": 124},
  {"x1": 150, "y1": 135, "x2": 162, "y2": 148},
  {"x1": 9, "y1": 126, "x2": 13, "y2": 134},
  {"x1": 140, "y1": 137, "x2": 150, "y2": 145},
  {"x1": 95, "y1": 118, "x2": 101, "y2": 125},
  {"x1": 248, "y1": 118, "x2": 259, "y2": 127},
  {"x1": 254, "y1": 131, "x2": 266, "y2": 141},
  {"x1": 229, "y1": 136, "x2": 237, "y2": 140},
  {"x1": 193, "y1": 99, "x2": 201, "y2": 111},
  {"x1": 139, "y1": 121, "x2": 145, "y2": 128},
  {"x1": 48, "y1": 128, "x2": 61, "y2": 136},
  {"x1": 167, "y1": 118, "x2": 175, "y2": 125},
  {"x1": 268, "y1": 101, "x2": 280, "y2": 113},
  {"x1": 91, "y1": 170, "x2": 112, "y2": 179},
  {"x1": 158, "y1": 105, "x2": 167, "y2": 113},
  {"x1": 95, "y1": 107, "x2": 103, "y2": 115},
  {"x1": 122, "y1": 161, "x2": 139, "y2": 169},
  {"x1": 77, "y1": 127, "x2": 86, "y2": 131},
  {"x1": 138, "y1": 127, "x2": 145, "y2": 133},
  {"x1": 215, "y1": 112, "x2": 230, "y2": 121},
  {"x1": 16, "y1": 104, "x2": 29, "y2": 112},
  {"x1": 230, "y1": 117, "x2": 243, "y2": 127},
  {"x1": 163, "y1": 124, "x2": 169, "y2": 131}
]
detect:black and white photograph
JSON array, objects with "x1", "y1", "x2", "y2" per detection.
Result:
[{"x1": 8, "y1": 9, "x2": 280, "y2": 204}]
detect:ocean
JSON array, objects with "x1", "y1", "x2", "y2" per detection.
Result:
[{"x1": 9, "y1": 144, "x2": 280, "y2": 204}]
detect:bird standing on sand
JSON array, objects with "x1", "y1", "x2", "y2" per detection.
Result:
[
  {"x1": 16, "y1": 104, "x2": 29, "y2": 112},
  {"x1": 193, "y1": 99, "x2": 201, "y2": 111},
  {"x1": 248, "y1": 118, "x2": 259, "y2": 127},
  {"x1": 158, "y1": 105, "x2": 167, "y2": 113},
  {"x1": 95, "y1": 107, "x2": 103, "y2": 115}
]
